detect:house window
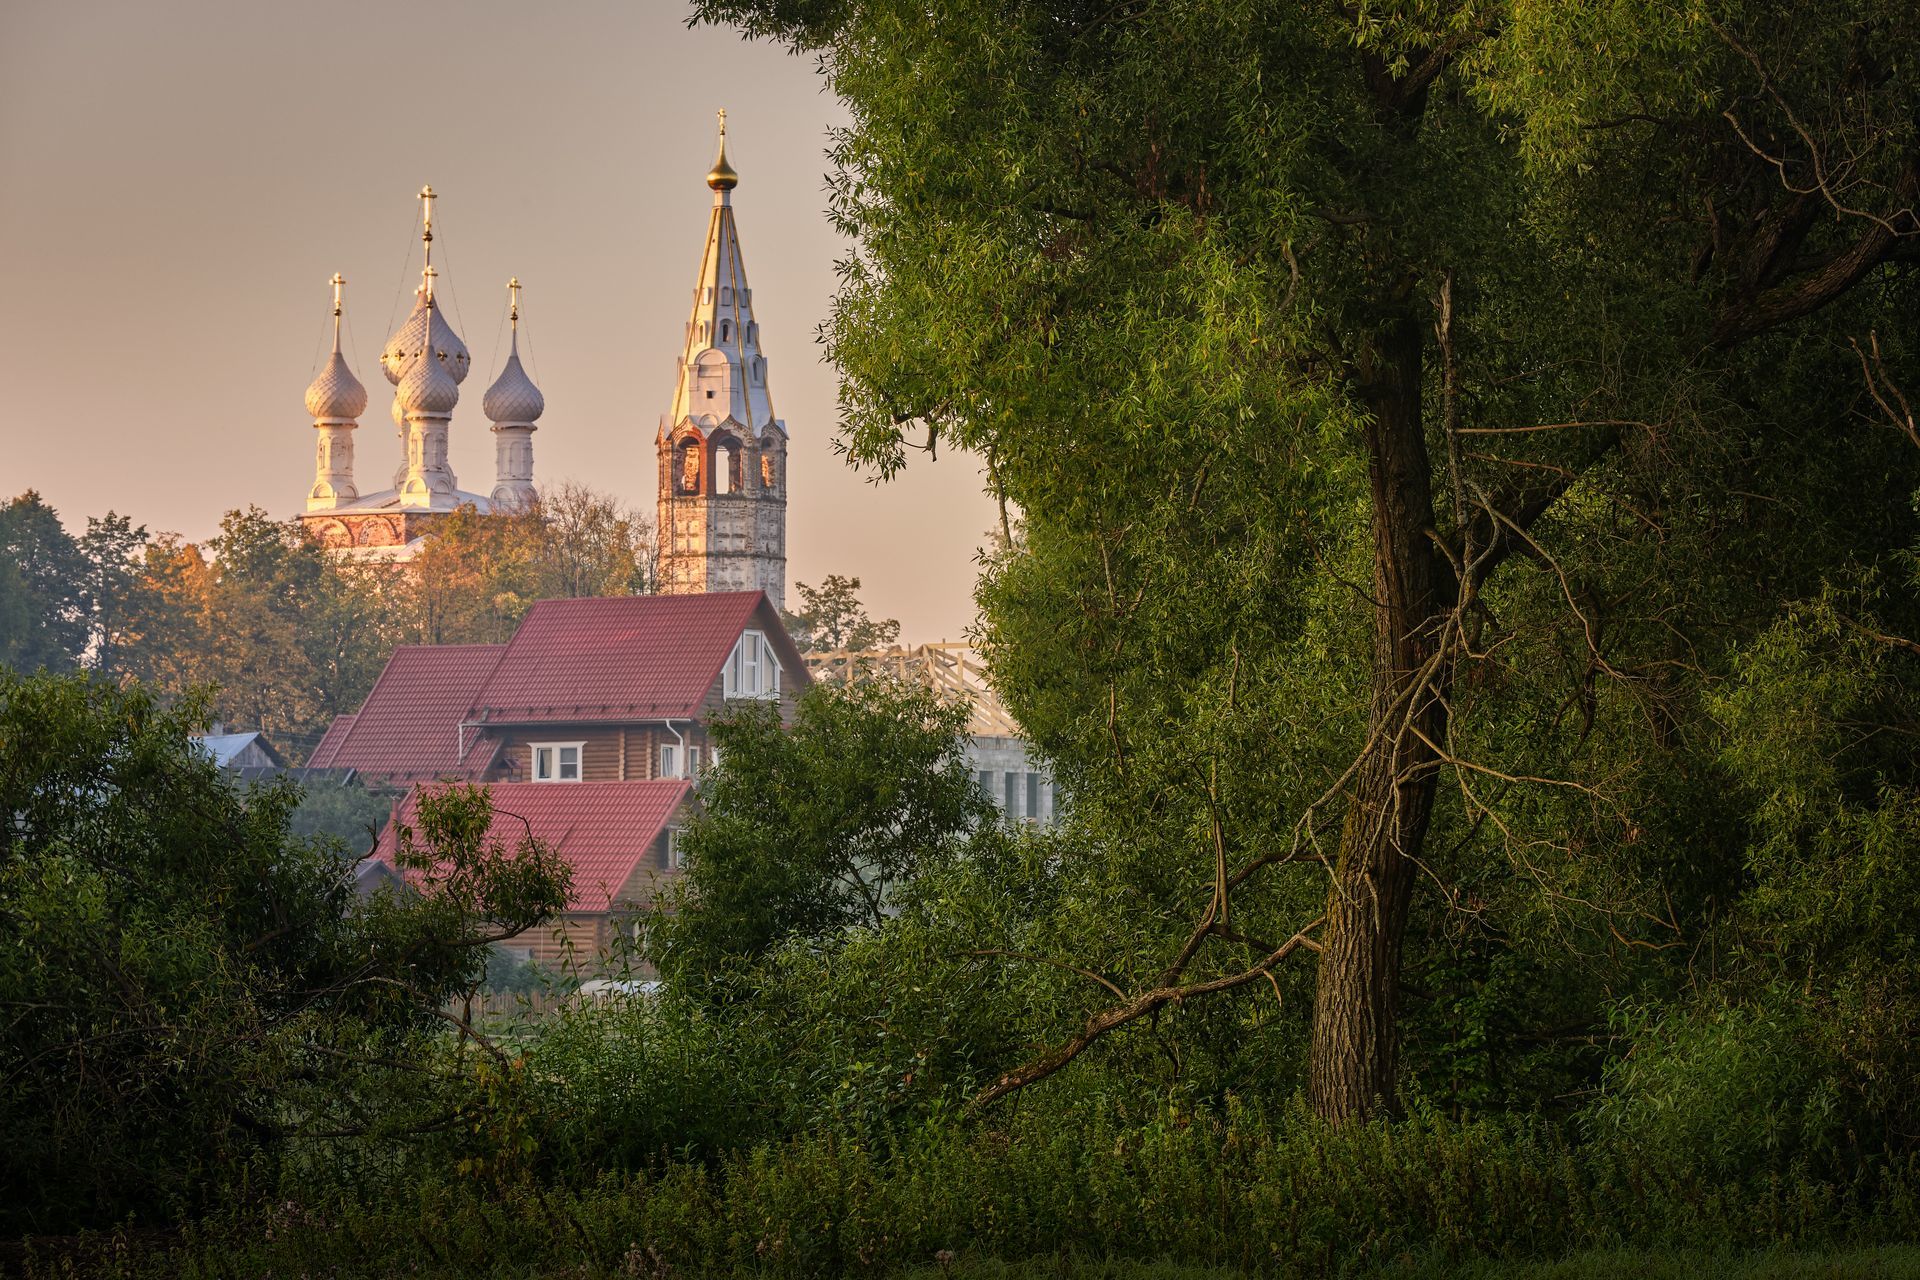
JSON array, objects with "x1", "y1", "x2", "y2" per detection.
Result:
[
  {"x1": 1004, "y1": 771, "x2": 1019, "y2": 816},
  {"x1": 532, "y1": 742, "x2": 583, "y2": 782},
  {"x1": 665, "y1": 827, "x2": 685, "y2": 870},
  {"x1": 687, "y1": 745, "x2": 702, "y2": 778},
  {"x1": 977, "y1": 769, "x2": 993, "y2": 800},
  {"x1": 659, "y1": 743, "x2": 680, "y2": 779},
  {"x1": 1027, "y1": 772, "x2": 1040, "y2": 823},
  {"x1": 723, "y1": 630, "x2": 781, "y2": 699}
]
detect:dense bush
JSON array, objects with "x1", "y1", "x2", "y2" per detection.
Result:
[{"x1": 0, "y1": 672, "x2": 569, "y2": 1236}]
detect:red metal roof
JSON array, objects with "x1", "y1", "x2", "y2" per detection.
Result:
[
  {"x1": 318, "y1": 645, "x2": 506, "y2": 781},
  {"x1": 468, "y1": 592, "x2": 797, "y2": 724},
  {"x1": 307, "y1": 713, "x2": 356, "y2": 767},
  {"x1": 372, "y1": 780, "x2": 692, "y2": 912}
]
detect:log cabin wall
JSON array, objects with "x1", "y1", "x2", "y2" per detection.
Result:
[{"x1": 484, "y1": 724, "x2": 714, "y2": 782}]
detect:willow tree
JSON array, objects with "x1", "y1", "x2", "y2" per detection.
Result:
[{"x1": 703, "y1": 0, "x2": 1920, "y2": 1120}]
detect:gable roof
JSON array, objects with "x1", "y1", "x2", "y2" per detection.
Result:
[
  {"x1": 192, "y1": 731, "x2": 285, "y2": 769},
  {"x1": 372, "y1": 780, "x2": 692, "y2": 912},
  {"x1": 307, "y1": 714, "x2": 357, "y2": 767},
  {"x1": 318, "y1": 644, "x2": 506, "y2": 781},
  {"x1": 467, "y1": 592, "x2": 807, "y2": 725}
]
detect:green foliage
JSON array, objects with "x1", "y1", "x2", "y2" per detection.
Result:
[
  {"x1": 286, "y1": 777, "x2": 401, "y2": 850},
  {"x1": 84, "y1": 1107, "x2": 1920, "y2": 1278},
  {"x1": 0, "y1": 672, "x2": 569, "y2": 1235},
  {"x1": 782, "y1": 572, "x2": 902, "y2": 652},
  {"x1": 689, "y1": 0, "x2": 1920, "y2": 1134},
  {"x1": 0, "y1": 490, "x2": 90, "y2": 671},
  {"x1": 650, "y1": 680, "x2": 998, "y2": 985}
]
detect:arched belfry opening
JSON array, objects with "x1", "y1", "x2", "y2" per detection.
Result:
[
  {"x1": 674, "y1": 435, "x2": 704, "y2": 495},
  {"x1": 711, "y1": 432, "x2": 746, "y2": 496}
]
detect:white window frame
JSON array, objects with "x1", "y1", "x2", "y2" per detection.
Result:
[
  {"x1": 723, "y1": 630, "x2": 782, "y2": 700},
  {"x1": 665, "y1": 827, "x2": 685, "y2": 870},
  {"x1": 659, "y1": 742, "x2": 680, "y2": 779},
  {"x1": 531, "y1": 741, "x2": 585, "y2": 782}
]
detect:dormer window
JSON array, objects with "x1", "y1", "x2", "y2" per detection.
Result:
[
  {"x1": 723, "y1": 629, "x2": 781, "y2": 699},
  {"x1": 532, "y1": 742, "x2": 583, "y2": 782}
]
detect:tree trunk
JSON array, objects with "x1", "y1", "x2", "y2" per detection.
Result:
[{"x1": 1306, "y1": 309, "x2": 1451, "y2": 1122}]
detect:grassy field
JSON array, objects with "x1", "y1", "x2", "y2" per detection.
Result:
[
  {"x1": 10, "y1": 1241, "x2": 1919, "y2": 1279},
  {"x1": 903, "y1": 1252, "x2": 1920, "y2": 1280}
]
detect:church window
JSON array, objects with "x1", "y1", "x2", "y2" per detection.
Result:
[
  {"x1": 724, "y1": 630, "x2": 780, "y2": 699},
  {"x1": 720, "y1": 320, "x2": 730, "y2": 341},
  {"x1": 532, "y1": 742, "x2": 583, "y2": 782},
  {"x1": 760, "y1": 454, "x2": 778, "y2": 492}
]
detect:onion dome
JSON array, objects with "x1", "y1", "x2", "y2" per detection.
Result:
[
  {"x1": 483, "y1": 344, "x2": 544, "y2": 425},
  {"x1": 707, "y1": 108, "x2": 738, "y2": 191},
  {"x1": 396, "y1": 332, "x2": 460, "y2": 416},
  {"x1": 380, "y1": 288, "x2": 471, "y2": 385},
  {"x1": 305, "y1": 350, "x2": 368, "y2": 421}
]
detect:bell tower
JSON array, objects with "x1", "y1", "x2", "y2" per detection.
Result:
[{"x1": 656, "y1": 110, "x2": 789, "y2": 608}]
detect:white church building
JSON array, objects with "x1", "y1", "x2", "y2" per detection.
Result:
[
  {"x1": 297, "y1": 114, "x2": 786, "y2": 601},
  {"x1": 295, "y1": 114, "x2": 1050, "y2": 822}
]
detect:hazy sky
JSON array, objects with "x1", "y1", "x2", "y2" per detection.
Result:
[{"x1": 0, "y1": 0, "x2": 996, "y2": 641}]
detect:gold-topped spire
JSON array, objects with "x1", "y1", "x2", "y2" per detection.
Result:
[
  {"x1": 508, "y1": 276, "x2": 521, "y2": 327},
  {"x1": 423, "y1": 264, "x2": 438, "y2": 303},
  {"x1": 706, "y1": 108, "x2": 739, "y2": 191}
]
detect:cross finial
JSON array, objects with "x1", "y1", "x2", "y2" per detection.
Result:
[
  {"x1": 424, "y1": 264, "x2": 438, "y2": 303},
  {"x1": 330, "y1": 272, "x2": 345, "y2": 318},
  {"x1": 508, "y1": 276, "x2": 521, "y2": 327},
  {"x1": 419, "y1": 185, "x2": 437, "y2": 291},
  {"x1": 718, "y1": 107, "x2": 726, "y2": 137}
]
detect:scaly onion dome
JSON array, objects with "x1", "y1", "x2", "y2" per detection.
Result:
[
  {"x1": 304, "y1": 350, "x2": 368, "y2": 422},
  {"x1": 396, "y1": 339, "x2": 460, "y2": 416},
  {"x1": 482, "y1": 343, "x2": 544, "y2": 425},
  {"x1": 379, "y1": 294, "x2": 471, "y2": 385}
]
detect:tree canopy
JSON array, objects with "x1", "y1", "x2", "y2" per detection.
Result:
[{"x1": 699, "y1": 0, "x2": 1920, "y2": 1122}]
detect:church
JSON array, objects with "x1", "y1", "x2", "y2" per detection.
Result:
[
  {"x1": 301, "y1": 116, "x2": 1053, "y2": 973},
  {"x1": 297, "y1": 113, "x2": 788, "y2": 606}
]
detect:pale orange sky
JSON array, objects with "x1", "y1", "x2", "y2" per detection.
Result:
[{"x1": 0, "y1": 0, "x2": 996, "y2": 642}]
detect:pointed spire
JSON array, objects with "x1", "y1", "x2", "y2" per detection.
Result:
[{"x1": 707, "y1": 108, "x2": 738, "y2": 193}]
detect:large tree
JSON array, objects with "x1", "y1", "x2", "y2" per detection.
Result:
[{"x1": 700, "y1": 0, "x2": 1920, "y2": 1120}]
